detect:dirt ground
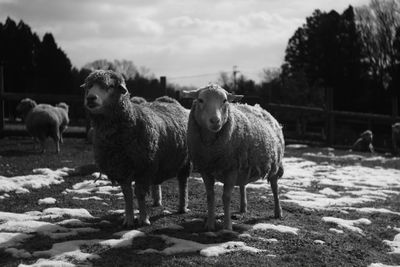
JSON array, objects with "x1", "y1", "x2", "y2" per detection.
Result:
[{"x1": 1, "y1": 136, "x2": 400, "y2": 267}]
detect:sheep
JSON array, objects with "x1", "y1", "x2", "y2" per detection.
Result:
[
  {"x1": 16, "y1": 98, "x2": 70, "y2": 153},
  {"x1": 182, "y1": 84, "x2": 285, "y2": 231},
  {"x1": 351, "y1": 130, "x2": 374, "y2": 153},
  {"x1": 392, "y1": 123, "x2": 400, "y2": 156},
  {"x1": 81, "y1": 69, "x2": 191, "y2": 228}
]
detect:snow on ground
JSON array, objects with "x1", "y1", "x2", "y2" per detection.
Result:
[
  {"x1": 38, "y1": 197, "x2": 56, "y2": 205},
  {"x1": 322, "y1": 217, "x2": 371, "y2": 235},
  {"x1": 2, "y1": 146, "x2": 400, "y2": 266},
  {"x1": 0, "y1": 168, "x2": 71, "y2": 199}
]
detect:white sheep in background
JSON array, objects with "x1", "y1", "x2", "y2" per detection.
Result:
[
  {"x1": 82, "y1": 70, "x2": 191, "y2": 228},
  {"x1": 16, "y1": 98, "x2": 70, "y2": 153},
  {"x1": 182, "y1": 84, "x2": 285, "y2": 231}
]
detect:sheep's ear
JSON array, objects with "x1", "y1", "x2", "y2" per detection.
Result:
[
  {"x1": 227, "y1": 93, "x2": 244, "y2": 102},
  {"x1": 118, "y1": 83, "x2": 129, "y2": 95},
  {"x1": 181, "y1": 89, "x2": 200, "y2": 99}
]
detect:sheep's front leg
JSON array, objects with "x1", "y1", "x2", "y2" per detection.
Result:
[
  {"x1": 151, "y1": 185, "x2": 162, "y2": 207},
  {"x1": 135, "y1": 183, "x2": 150, "y2": 226},
  {"x1": 177, "y1": 162, "x2": 190, "y2": 213},
  {"x1": 202, "y1": 175, "x2": 215, "y2": 231},
  {"x1": 222, "y1": 174, "x2": 236, "y2": 230},
  {"x1": 239, "y1": 185, "x2": 247, "y2": 213},
  {"x1": 120, "y1": 181, "x2": 134, "y2": 228},
  {"x1": 270, "y1": 177, "x2": 282, "y2": 219}
]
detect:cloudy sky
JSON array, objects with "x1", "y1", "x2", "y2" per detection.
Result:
[{"x1": 0, "y1": 0, "x2": 369, "y2": 86}]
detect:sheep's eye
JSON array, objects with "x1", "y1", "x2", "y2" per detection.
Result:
[
  {"x1": 198, "y1": 98, "x2": 204, "y2": 104},
  {"x1": 223, "y1": 99, "x2": 227, "y2": 104}
]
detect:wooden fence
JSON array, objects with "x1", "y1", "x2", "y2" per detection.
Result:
[{"x1": 0, "y1": 65, "x2": 399, "y2": 151}]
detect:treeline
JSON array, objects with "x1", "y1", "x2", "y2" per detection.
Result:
[
  {"x1": 0, "y1": 17, "x2": 164, "y2": 99},
  {"x1": 219, "y1": 0, "x2": 400, "y2": 115}
]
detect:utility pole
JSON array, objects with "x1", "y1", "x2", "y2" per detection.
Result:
[{"x1": 233, "y1": 65, "x2": 239, "y2": 92}]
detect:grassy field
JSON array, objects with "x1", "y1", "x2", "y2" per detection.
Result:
[{"x1": 1, "y1": 136, "x2": 400, "y2": 266}]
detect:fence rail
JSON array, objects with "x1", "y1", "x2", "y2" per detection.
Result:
[{"x1": 0, "y1": 65, "x2": 399, "y2": 152}]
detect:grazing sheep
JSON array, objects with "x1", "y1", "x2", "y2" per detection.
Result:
[
  {"x1": 16, "y1": 98, "x2": 70, "y2": 153},
  {"x1": 81, "y1": 70, "x2": 191, "y2": 228},
  {"x1": 392, "y1": 123, "x2": 400, "y2": 156},
  {"x1": 182, "y1": 84, "x2": 285, "y2": 231},
  {"x1": 352, "y1": 130, "x2": 374, "y2": 153}
]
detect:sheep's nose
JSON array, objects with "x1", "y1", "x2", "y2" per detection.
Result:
[
  {"x1": 86, "y1": 95, "x2": 98, "y2": 103},
  {"x1": 209, "y1": 117, "x2": 220, "y2": 125}
]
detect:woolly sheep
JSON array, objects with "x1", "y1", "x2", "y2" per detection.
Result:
[
  {"x1": 392, "y1": 123, "x2": 400, "y2": 156},
  {"x1": 16, "y1": 98, "x2": 69, "y2": 153},
  {"x1": 182, "y1": 84, "x2": 285, "y2": 231},
  {"x1": 351, "y1": 130, "x2": 374, "y2": 153},
  {"x1": 81, "y1": 70, "x2": 191, "y2": 228}
]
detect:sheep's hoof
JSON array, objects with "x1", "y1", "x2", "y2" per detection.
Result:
[
  {"x1": 122, "y1": 217, "x2": 135, "y2": 228},
  {"x1": 177, "y1": 207, "x2": 189, "y2": 214},
  {"x1": 274, "y1": 208, "x2": 283, "y2": 219},
  {"x1": 239, "y1": 207, "x2": 247, "y2": 213},
  {"x1": 138, "y1": 217, "x2": 151, "y2": 226},
  {"x1": 204, "y1": 219, "x2": 216, "y2": 232},
  {"x1": 153, "y1": 201, "x2": 162, "y2": 207}
]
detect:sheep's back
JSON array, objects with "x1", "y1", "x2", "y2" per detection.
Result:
[
  {"x1": 25, "y1": 107, "x2": 59, "y2": 137},
  {"x1": 188, "y1": 103, "x2": 284, "y2": 185}
]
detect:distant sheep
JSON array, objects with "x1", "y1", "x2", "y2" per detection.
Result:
[
  {"x1": 352, "y1": 130, "x2": 374, "y2": 153},
  {"x1": 392, "y1": 123, "x2": 400, "y2": 156},
  {"x1": 81, "y1": 70, "x2": 191, "y2": 228},
  {"x1": 16, "y1": 98, "x2": 69, "y2": 153},
  {"x1": 182, "y1": 84, "x2": 285, "y2": 231}
]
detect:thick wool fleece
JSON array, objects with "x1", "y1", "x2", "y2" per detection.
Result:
[
  {"x1": 25, "y1": 104, "x2": 69, "y2": 140},
  {"x1": 90, "y1": 93, "x2": 190, "y2": 186},
  {"x1": 187, "y1": 103, "x2": 284, "y2": 185}
]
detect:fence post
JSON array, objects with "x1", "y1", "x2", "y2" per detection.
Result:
[
  {"x1": 0, "y1": 65, "x2": 4, "y2": 136},
  {"x1": 160, "y1": 76, "x2": 166, "y2": 96},
  {"x1": 392, "y1": 96, "x2": 399, "y2": 122},
  {"x1": 325, "y1": 87, "x2": 334, "y2": 146}
]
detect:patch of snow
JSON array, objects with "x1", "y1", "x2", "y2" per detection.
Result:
[
  {"x1": 0, "y1": 168, "x2": 70, "y2": 195},
  {"x1": 341, "y1": 207, "x2": 400, "y2": 216},
  {"x1": 286, "y1": 144, "x2": 308, "y2": 149},
  {"x1": 38, "y1": 197, "x2": 56, "y2": 205},
  {"x1": 252, "y1": 223, "x2": 299, "y2": 235},
  {"x1": 329, "y1": 228, "x2": 344, "y2": 234},
  {"x1": 57, "y1": 219, "x2": 92, "y2": 227},
  {"x1": 138, "y1": 235, "x2": 264, "y2": 257},
  {"x1": 19, "y1": 259, "x2": 77, "y2": 267},
  {"x1": 322, "y1": 217, "x2": 371, "y2": 235},
  {"x1": 314, "y1": 240, "x2": 325, "y2": 244},
  {"x1": 384, "y1": 233, "x2": 400, "y2": 254},
  {"x1": 0, "y1": 232, "x2": 33, "y2": 248},
  {"x1": 369, "y1": 263, "x2": 400, "y2": 267},
  {"x1": 72, "y1": 196, "x2": 103, "y2": 201},
  {"x1": 41, "y1": 208, "x2": 95, "y2": 219},
  {"x1": 319, "y1": 188, "x2": 341, "y2": 197}
]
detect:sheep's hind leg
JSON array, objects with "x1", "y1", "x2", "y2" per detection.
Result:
[
  {"x1": 239, "y1": 185, "x2": 247, "y2": 213},
  {"x1": 135, "y1": 183, "x2": 150, "y2": 226},
  {"x1": 203, "y1": 175, "x2": 216, "y2": 231},
  {"x1": 222, "y1": 174, "x2": 236, "y2": 231},
  {"x1": 120, "y1": 181, "x2": 135, "y2": 228},
  {"x1": 151, "y1": 185, "x2": 162, "y2": 207},
  {"x1": 177, "y1": 161, "x2": 191, "y2": 213},
  {"x1": 270, "y1": 176, "x2": 282, "y2": 219}
]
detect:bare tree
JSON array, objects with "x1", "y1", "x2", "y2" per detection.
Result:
[{"x1": 356, "y1": 0, "x2": 400, "y2": 89}]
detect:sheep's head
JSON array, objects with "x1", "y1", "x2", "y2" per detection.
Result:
[
  {"x1": 393, "y1": 123, "x2": 400, "y2": 135},
  {"x1": 81, "y1": 70, "x2": 128, "y2": 115},
  {"x1": 360, "y1": 130, "x2": 373, "y2": 143},
  {"x1": 16, "y1": 98, "x2": 37, "y2": 118},
  {"x1": 182, "y1": 84, "x2": 243, "y2": 133},
  {"x1": 56, "y1": 102, "x2": 69, "y2": 112}
]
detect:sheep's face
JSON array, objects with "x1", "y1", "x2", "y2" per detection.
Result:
[
  {"x1": 361, "y1": 131, "x2": 373, "y2": 143},
  {"x1": 84, "y1": 84, "x2": 115, "y2": 114},
  {"x1": 194, "y1": 89, "x2": 230, "y2": 133},
  {"x1": 16, "y1": 98, "x2": 37, "y2": 118}
]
